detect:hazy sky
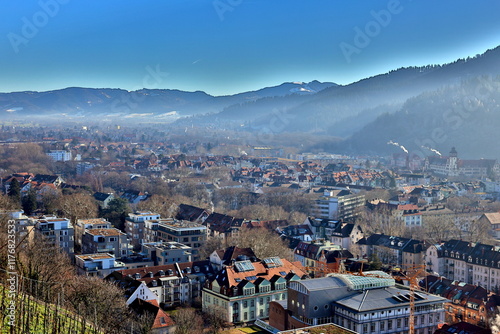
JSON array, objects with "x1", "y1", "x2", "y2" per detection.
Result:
[{"x1": 1, "y1": 0, "x2": 500, "y2": 95}]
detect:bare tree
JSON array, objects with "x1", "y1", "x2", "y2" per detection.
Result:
[
  {"x1": 228, "y1": 204, "x2": 289, "y2": 221},
  {"x1": 57, "y1": 192, "x2": 98, "y2": 223},
  {"x1": 137, "y1": 194, "x2": 178, "y2": 218},
  {"x1": 131, "y1": 309, "x2": 157, "y2": 334},
  {"x1": 173, "y1": 307, "x2": 204, "y2": 334},
  {"x1": 16, "y1": 233, "x2": 74, "y2": 303},
  {"x1": 229, "y1": 226, "x2": 292, "y2": 260},
  {"x1": 421, "y1": 215, "x2": 459, "y2": 244},
  {"x1": 358, "y1": 206, "x2": 407, "y2": 237},
  {"x1": 65, "y1": 276, "x2": 131, "y2": 334},
  {"x1": 204, "y1": 305, "x2": 229, "y2": 334},
  {"x1": 198, "y1": 236, "x2": 224, "y2": 260}
]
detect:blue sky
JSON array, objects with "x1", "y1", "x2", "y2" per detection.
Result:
[{"x1": 1, "y1": 0, "x2": 500, "y2": 95}]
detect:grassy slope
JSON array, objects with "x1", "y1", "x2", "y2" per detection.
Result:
[{"x1": 0, "y1": 284, "x2": 101, "y2": 334}]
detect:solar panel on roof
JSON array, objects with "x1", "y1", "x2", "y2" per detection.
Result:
[
  {"x1": 235, "y1": 260, "x2": 255, "y2": 272},
  {"x1": 263, "y1": 257, "x2": 283, "y2": 268}
]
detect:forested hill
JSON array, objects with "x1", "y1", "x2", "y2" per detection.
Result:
[{"x1": 336, "y1": 76, "x2": 500, "y2": 159}]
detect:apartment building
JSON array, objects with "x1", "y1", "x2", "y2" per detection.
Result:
[
  {"x1": 32, "y1": 215, "x2": 74, "y2": 256},
  {"x1": 144, "y1": 218, "x2": 206, "y2": 260},
  {"x1": 81, "y1": 227, "x2": 132, "y2": 259}
]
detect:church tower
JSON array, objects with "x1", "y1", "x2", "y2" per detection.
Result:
[{"x1": 447, "y1": 147, "x2": 458, "y2": 176}]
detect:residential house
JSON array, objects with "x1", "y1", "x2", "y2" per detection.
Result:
[
  {"x1": 293, "y1": 240, "x2": 342, "y2": 270},
  {"x1": 128, "y1": 299, "x2": 176, "y2": 334},
  {"x1": 93, "y1": 192, "x2": 114, "y2": 209},
  {"x1": 359, "y1": 234, "x2": 426, "y2": 269},
  {"x1": 304, "y1": 218, "x2": 364, "y2": 255},
  {"x1": 121, "y1": 190, "x2": 149, "y2": 205},
  {"x1": 107, "y1": 260, "x2": 215, "y2": 307},
  {"x1": 278, "y1": 224, "x2": 314, "y2": 242},
  {"x1": 209, "y1": 246, "x2": 258, "y2": 271},
  {"x1": 477, "y1": 212, "x2": 500, "y2": 239},
  {"x1": 176, "y1": 204, "x2": 209, "y2": 223},
  {"x1": 422, "y1": 275, "x2": 500, "y2": 328},
  {"x1": 434, "y1": 322, "x2": 491, "y2": 334}
]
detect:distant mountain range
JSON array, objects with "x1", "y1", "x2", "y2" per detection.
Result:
[
  {"x1": 2, "y1": 45, "x2": 500, "y2": 158},
  {"x1": 0, "y1": 81, "x2": 336, "y2": 118}
]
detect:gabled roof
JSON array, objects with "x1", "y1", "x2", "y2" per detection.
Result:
[
  {"x1": 93, "y1": 192, "x2": 114, "y2": 202},
  {"x1": 218, "y1": 246, "x2": 258, "y2": 265},
  {"x1": 177, "y1": 204, "x2": 208, "y2": 221},
  {"x1": 129, "y1": 298, "x2": 175, "y2": 329},
  {"x1": 213, "y1": 258, "x2": 306, "y2": 290},
  {"x1": 109, "y1": 260, "x2": 215, "y2": 288},
  {"x1": 482, "y1": 212, "x2": 500, "y2": 225}
]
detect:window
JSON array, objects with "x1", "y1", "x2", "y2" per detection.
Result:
[
  {"x1": 380, "y1": 321, "x2": 385, "y2": 331},
  {"x1": 244, "y1": 312, "x2": 247, "y2": 320},
  {"x1": 251, "y1": 300, "x2": 254, "y2": 307},
  {"x1": 243, "y1": 300, "x2": 247, "y2": 308}
]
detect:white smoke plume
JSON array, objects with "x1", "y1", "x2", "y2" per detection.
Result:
[
  {"x1": 387, "y1": 140, "x2": 408, "y2": 154},
  {"x1": 422, "y1": 146, "x2": 442, "y2": 156}
]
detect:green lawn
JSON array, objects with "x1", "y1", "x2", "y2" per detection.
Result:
[{"x1": 238, "y1": 326, "x2": 268, "y2": 333}]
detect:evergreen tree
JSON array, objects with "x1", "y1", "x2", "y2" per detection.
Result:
[
  {"x1": 22, "y1": 188, "x2": 37, "y2": 216},
  {"x1": 102, "y1": 197, "x2": 130, "y2": 230},
  {"x1": 8, "y1": 178, "x2": 21, "y2": 202},
  {"x1": 368, "y1": 253, "x2": 383, "y2": 271}
]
